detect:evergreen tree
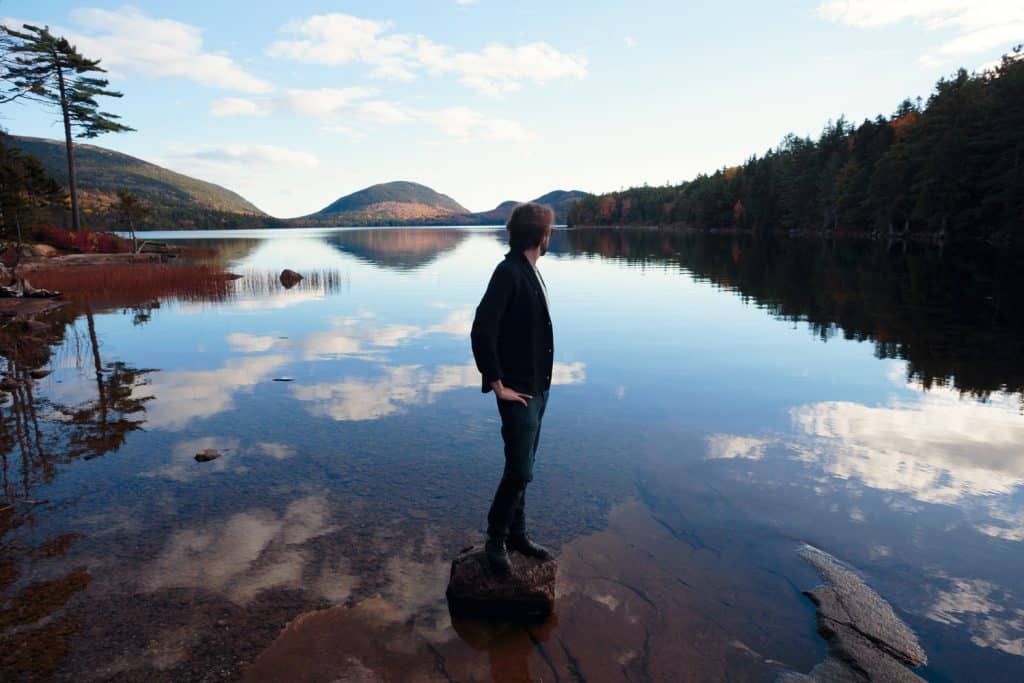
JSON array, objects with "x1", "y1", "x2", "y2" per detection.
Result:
[
  {"x1": 0, "y1": 24, "x2": 133, "y2": 233},
  {"x1": 0, "y1": 134, "x2": 65, "y2": 244},
  {"x1": 569, "y1": 46, "x2": 1023, "y2": 244}
]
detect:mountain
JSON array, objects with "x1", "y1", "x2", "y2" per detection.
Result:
[
  {"x1": 11, "y1": 135, "x2": 588, "y2": 230},
  {"x1": 479, "y1": 190, "x2": 589, "y2": 224},
  {"x1": 299, "y1": 181, "x2": 468, "y2": 225},
  {"x1": 11, "y1": 135, "x2": 278, "y2": 229},
  {"x1": 296, "y1": 183, "x2": 590, "y2": 226}
]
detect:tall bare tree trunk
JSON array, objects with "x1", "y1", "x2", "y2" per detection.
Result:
[{"x1": 55, "y1": 62, "x2": 81, "y2": 233}]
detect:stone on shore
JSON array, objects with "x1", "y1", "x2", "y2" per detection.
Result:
[
  {"x1": 279, "y1": 269, "x2": 303, "y2": 289},
  {"x1": 27, "y1": 243, "x2": 59, "y2": 258},
  {"x1": 446, "y1": 545, "x2": 556, "y2": 620},
  {"x1": 780, "y1": 544, "x2": 927, "y2": 682}
]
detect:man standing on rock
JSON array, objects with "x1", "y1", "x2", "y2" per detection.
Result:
[{"x1": 471, "y1": 203, "x2": 556, "y2": 576}]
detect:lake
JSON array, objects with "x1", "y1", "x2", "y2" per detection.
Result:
[{"x1": 2, "y1": 227, "x2": 1022, "y2": 681}]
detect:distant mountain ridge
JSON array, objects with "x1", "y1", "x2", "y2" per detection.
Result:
[
  {"x1": 10, "y1": 135, "x2": 278, "y2": 230},
  {"x1": 12, "y1": 135, "x2": 588, "y2": 230},
  {"x1": 301, "y1": 181, "x2": 469, "y2": 224},
  {"x1": 293, "y1": 184, "x2": 590, "y2": 227}
]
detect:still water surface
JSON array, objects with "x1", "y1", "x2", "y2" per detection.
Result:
[{"x1": 2, "y1": 227, "x2": 1022, "y2": 681}]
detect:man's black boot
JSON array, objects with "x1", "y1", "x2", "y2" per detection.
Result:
[
  {"x1": 508, "y1": 534, "x2": 553, "y2": 561},
  {"x1": 485, "y1": 537, "x2": 512, "y2": 576}
]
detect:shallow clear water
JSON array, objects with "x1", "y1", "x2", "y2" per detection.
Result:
[{"x1": 2, "y1": 227, "x2": 1022, "y2": 681}]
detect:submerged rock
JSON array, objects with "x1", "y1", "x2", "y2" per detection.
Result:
[
  {"x1": 781, "y1": 544, "x2": 927, "y2": 682},
  {"x1": 279, "y1": 269, "x2": 303, "y2": 289},
  {"x1": 194, "y1": 448, "x2": 220, "y2": 463},
  {"x1": 446, "y1": 545, "x2": 557, "y2": 619},
  {"x1": 28, "y1": 369, "x2": 50, "y2": 380}
]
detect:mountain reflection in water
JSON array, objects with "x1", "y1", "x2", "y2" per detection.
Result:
[{"x1": 0, "y1": 227, "x2": 1021, "y2": 681}]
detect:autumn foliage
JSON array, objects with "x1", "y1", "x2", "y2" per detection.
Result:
[{"x1": 29, "y1": 223, "x2": 129, "y2": 254}]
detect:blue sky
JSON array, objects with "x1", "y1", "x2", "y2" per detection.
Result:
[{"x1": 2, "y1": 1, "x2": 1020, "y2": 217}]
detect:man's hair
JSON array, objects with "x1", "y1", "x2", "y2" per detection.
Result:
[{"x1": 506, "y1": 203, "x2": 554, "y2": 251}]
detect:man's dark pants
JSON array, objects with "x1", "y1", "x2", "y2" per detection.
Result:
[{"x1": 487, "y1": 389, "x2": 549, "y2": 540}]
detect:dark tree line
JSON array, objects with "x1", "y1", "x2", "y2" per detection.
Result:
[
  {"x1": 0, "y1": 134, "x2": 65, "y2": 242},
  {"x1": 570, "y1": 49, "x2": 1024, "y2": 244}
]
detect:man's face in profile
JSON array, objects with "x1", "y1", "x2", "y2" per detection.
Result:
[{"x1": 540, "y1": 228, "x2": 552, "y2": 256}]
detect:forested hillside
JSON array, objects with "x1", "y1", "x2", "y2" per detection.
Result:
[
  {"x1": 569, "y1": 49, "x2": 1024, "y2": 243},
  {"x1": 10, "y1": 136, "x2": 282, "y2": 230}
]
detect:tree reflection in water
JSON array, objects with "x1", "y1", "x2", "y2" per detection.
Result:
[{"x1": 562, "y1": 229, "x2": 1024, "y2": 402}]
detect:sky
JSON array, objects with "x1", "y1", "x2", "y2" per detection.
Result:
[{"x1": 2, "y1": 1, "x2": 1021, "y2": 217}]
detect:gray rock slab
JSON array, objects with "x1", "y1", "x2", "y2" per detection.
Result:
[{"x1": 781, "y1": 544, "x2": 927, "y2": 682}]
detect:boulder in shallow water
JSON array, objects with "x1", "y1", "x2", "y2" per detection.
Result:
[
  {"x1": 446, "y1": 545, "x2": 556, "y2": 620},
  {"x1": 279, "y1": 269, "x2": 303, "y2": 289},
  {"x1": 194, "y1": 448, "x2": 220, "y2": 463}
]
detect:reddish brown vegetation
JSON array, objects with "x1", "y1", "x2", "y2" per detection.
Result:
[
  {"x1": 888, "y1": 111, "x2": 919, "y2": 139},
  {"x1": 28, "y1": 224, "x2": 130, "y2": 254},
  {"x1": 28, "y1": 264, "x2": 234, "y2": 309}
]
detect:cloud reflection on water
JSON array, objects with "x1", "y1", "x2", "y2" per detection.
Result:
[
  {"x1": 143, "y1": 495, "x2": 348, "y2": 605},
  {"x1": 791, "y1": 386, "x2": 1024, "y2": 504},
  {"x1": 300, "y1": 307, "x2": 472, "y2": 360},
  {"x1": 292, "y1": 361, "x2": 586, "y2": 422},
  {"x1": 928, "y1": 576, "x2": 1024, "y2": 657},
  {"x1": 143, "y1": 354, "x2": 290, "y2": 430}
]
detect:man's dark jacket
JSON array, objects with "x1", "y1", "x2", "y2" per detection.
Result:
[{"x1": 471, "y1": 251, "x2": 554, "y2": 395}]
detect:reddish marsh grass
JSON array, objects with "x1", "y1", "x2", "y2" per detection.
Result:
[{"x1": 27, "y1": 264, "x2": 234, "y2": 310}]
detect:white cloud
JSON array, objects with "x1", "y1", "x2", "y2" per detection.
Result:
[
  {"x1": 419, "y1": 42, "x2": 589, "y2": 96},
  {"x1": 705, "y1": 434, "x2": 767, "y2": 460},
  {"x1": 56, "y1": 6, "x2": 274, "y2": 93},
  {"x1": 267, "y1": 12, "x2": 587, "y2": 95},
  {"x1": 816, "y1": 1, "x2": 1024, "y2": 67},
  {"x1": 419, "y1": 106, "x2": 532, "y2": 142},
  {"x1": 208, "y1": 90, "x2": 528, "y2": 142},
  {"x1": 356, "y1": 100, "x2": 416, "y2": 124},
  {"x1": 168, "y1": 143, "x2": 318, "y2": 168},
  {"x1": 267, "y1": 14, "x2": 415, "y2": 76},
  {"x1": 624, "y1": 36, "x2": 635, "y2": 48},
  {"x1": 210, "y1": 97, "x2": 269, "y2": 117},
  {"x1": 162, "y1": 144, "x2": 319, "y2": 189},
  {"x1": 284, "y1": 87, "x2": 380, "y2": 118}
]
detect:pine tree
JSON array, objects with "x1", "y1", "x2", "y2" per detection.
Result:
[{"x1": 0, "y1": 24, "x2": 133, "y2": 233}]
